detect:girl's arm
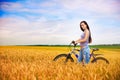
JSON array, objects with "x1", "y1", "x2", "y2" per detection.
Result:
[{"x1": 75, "y1": 29, "x2": 89, "y2": 43}]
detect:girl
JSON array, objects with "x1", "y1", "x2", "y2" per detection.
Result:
[{"x1": 74, "y1": 21, "x2": 92, "y2": 64}]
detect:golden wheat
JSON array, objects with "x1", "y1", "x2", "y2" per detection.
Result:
[{"x1": 0, "y1": 46, "x2": 120, "y2": 80}]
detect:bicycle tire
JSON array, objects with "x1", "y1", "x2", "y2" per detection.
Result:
[
  {"x1": 91, "y1": 57, "x2": 109, "y2": 64},
  {"x1": 53, "y1": 54, "x2": 74, "y2": 63}
]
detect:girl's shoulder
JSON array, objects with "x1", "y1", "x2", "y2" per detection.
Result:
[
  {"x1": 83, "y1": 29, "x2": 89, "y2": 37},
  {"x1": 84, "y1": 29, "x2": 89, "y2": 33},
  {"x1": 84, "y1": 29, "x2": 89, "y2": 34}
]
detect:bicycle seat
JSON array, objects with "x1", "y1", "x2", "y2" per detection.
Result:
[{"x1": 92, "y1": 48, "x2": 99, "y2": 51}]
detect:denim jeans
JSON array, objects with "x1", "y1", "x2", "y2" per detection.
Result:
[{"x1": 78, "y1": 46, "x2": 90, "y2": 64}]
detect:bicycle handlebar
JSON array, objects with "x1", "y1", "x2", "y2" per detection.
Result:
[
  {"x1": 69, "y1": 41, "x2": 99, "y2": 53},
  {"x1": 70, "y1": 40, "x2": 77, "y2": 47}
]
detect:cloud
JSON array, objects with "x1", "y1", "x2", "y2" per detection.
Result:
[
  {"x1": 0, "y1": 0, "x2": 120, "y2": 45},
  {"x1": 0, "y1": 2, "x2": 23, "y2": 12},
  {"x1": 0, "y1": 14, "x2": 82, "y2": 45},
  {"x1": 1, "y1": 0, "x2": 119, "y2": 14},
  {"x1": 57, "y1": 0, "x2": 119, "y2": 13},
  {"x1": 91, "y1": 25, "x2": 120, "y2": 44}
]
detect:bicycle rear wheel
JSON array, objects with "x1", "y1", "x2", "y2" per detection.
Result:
[
  {"x1": 91, "y1": 57, "x2": 109, "y2": 64},
  {"x1": 53, "y1": 54, "x2": 74, "y2": 63}
]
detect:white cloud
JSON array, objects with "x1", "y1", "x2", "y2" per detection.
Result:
[
  {"x1": 0, "y1": 0, "x2": 120, "y2": 45},
  {"x1": 0, "y1": 2, "x2": 23, "y2": 12},
  {"x1": 0, "y1": 15, "x2": 120, "y2": 45},
  {"x1": 0, "y1": 15, "x2": 82, "y2": 45},
  {"x1": 90, "y1": 23, "x2": 120, "y2": 44},
  {"x1": 57, "y1": 0, "x2": 117, "y2": 14}
]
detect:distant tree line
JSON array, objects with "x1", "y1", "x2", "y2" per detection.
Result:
[{"x1": 17, "y1": 44, "x2": 120, "y2": 47}]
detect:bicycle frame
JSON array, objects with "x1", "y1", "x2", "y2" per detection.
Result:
[
  {"x1": 53, "y1": 42, "x2": 109, "y2": 64},
  {"x1": 68, "y1": 43, "x2": 100, "y2": 60}
]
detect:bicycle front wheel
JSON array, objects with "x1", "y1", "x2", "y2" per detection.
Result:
[
  {"x1": 53, "y1": 54, "x2": 74, "y2": 63},
  {"x1": 91, "y1": 57, "x2": 109, "y2": 64}
]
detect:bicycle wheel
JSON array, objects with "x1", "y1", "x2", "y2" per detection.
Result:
[
  {"x1": 91, "y1": 57, "x2": 109, "y2": 64},
  {"x1": 53, "y1": 54, "x2": 74, "y2": 63}
]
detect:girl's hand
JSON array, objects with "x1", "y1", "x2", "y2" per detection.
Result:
[
  {"x1": 71, "y1": 40, "x2": 77, "y2": 46},
  {"x1": 72, "y1": 40, "x2": 75, "y2": 44}
]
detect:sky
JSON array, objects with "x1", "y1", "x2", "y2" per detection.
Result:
[{"x1": 0, "y1": 0, "x2": 120, "y2": 45}]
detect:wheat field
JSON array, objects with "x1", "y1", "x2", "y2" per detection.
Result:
[{"x1": 0, "y1": 46, "x2": 120, "y2": 80}]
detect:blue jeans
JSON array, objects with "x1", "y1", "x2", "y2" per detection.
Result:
[{"x1": 78, "y1": 46, "x2": 90, "y2": 64}]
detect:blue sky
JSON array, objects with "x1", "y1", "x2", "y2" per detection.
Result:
[{"x1": 0, "y1": 0, "x2": 120, "y2": 45}]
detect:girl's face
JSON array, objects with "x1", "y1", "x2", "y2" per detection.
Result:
[{"x1": 80, "y1": 22, "x2": 87, "y2": 30}]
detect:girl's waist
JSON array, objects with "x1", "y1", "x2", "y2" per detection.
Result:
[{"x1": 80, "y1": 45, "x2": 89, "y2": 49}]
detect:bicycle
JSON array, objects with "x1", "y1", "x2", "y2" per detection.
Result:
[{"x1": 53, "y1": 41, "x2": 109, "y2": 64}]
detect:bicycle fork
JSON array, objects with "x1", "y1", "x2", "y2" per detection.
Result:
[{"x1": 64, "y1": 53, "x2": 72, "y2": 63}]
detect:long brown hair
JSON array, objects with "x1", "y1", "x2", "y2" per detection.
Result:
[{"x1": 80, "y1": 21, "x2": 92, "y2": 43}]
